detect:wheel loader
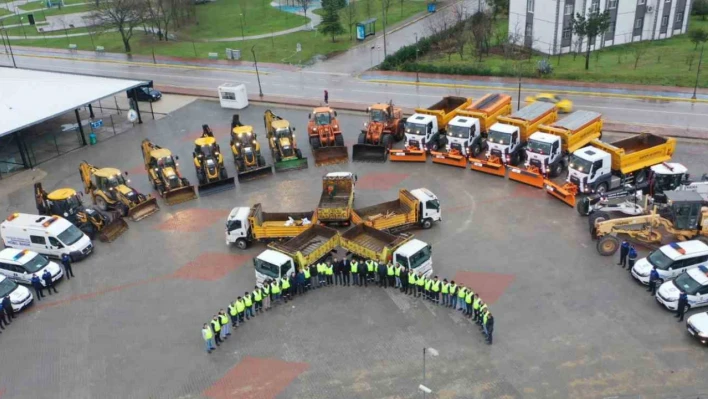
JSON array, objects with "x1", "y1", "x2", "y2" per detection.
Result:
[
  {"x1": 34, "y1": 182, "x2": 128, "y2": 242},
  {"x1": 307, "y1": 107, "x2": 349, "y2": 165},
  {"x1": 353, "y1": 102, "x2": 405, "y2": 162},
  {"x1": 230, "y1": 115, "x2": 273, "y2": 181},
  {"x1": 592, "y1": 191, "x2": 708, "y2": 256},
  {"x1": 78, "y1": 161, "x2": 160, "y2": 222},
  {"x1": 141, "y1": 139, "x2": 197, "y2": 205},
  {"x1": 264, "y1": 110, "x2": 308, "y2": 172},
  {"x1": 193, "y1": 125, "x2": 236, "y2": 196}
]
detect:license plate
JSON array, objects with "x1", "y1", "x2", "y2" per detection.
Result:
[
  {"x1": 510, "y1": 169, "x2": 520, "y2": 174},
  {"x1": 546, "y1": 185, "x2": 554, "y2": 191},
  {"x1": 435, "y1": 155, "x2": 444, "y2": 159},
  {"x1": 473, "y1": 162, "x2": 482, "y2": 167},
  {"x1": 395, "y1": 153, "x2": 405, "y2": 156}
]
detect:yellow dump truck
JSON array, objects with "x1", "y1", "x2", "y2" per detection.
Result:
[
  {"x1": 545, "y1": 133, "x2": 677, "y2": 207},
  {"x1": 507, "y1": 110, "x2": 603, "y2": 188},
  {"x1": 317, "y1": 172, "x2": 356, "y2": 225},
  {"x1": 253, "y1": 225, "x2": 339, "y2": 285},
  {"x1": 226, "y1": 203, "x2": 317, "y2": 249},
  {"x1": 351, "y1": 188, "x2": 441, "y2": 233}
]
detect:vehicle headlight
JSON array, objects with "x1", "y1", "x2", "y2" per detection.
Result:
[
  {"x1": 252, "y1": 140, "x2": 257, "y2": 144},
  {"x1": 699, "y1": 331, "x2": 708, "y2": 338},
  {"x1": 445, "y1": 145, "x2": 450, "y2": 151}
]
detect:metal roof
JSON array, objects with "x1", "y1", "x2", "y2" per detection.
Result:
[
  {"x1": 552, "y1": 111, "x2": 601, "y2": 131},
  {"x1": 511, "y1": 102, "x2": 555, "y2": 120}
]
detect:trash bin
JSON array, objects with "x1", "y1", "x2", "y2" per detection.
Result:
[
  {"x1": 427, "y1": 2, "x2": 436, "y2": 12},
  {"x1": 232, "y1": 49, "x2": 241, "y2": 60}
]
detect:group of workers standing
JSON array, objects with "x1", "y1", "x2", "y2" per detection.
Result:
[{"x1": 201, "y1": 255, "x2": 495, "y2": 353}]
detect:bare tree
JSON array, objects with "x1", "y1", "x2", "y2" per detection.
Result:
[
  {"x1": 345, "y1": 0, "x2": 357, "y2": 40},
  {"x1": 90, "y1": 0, "x2": 146, "y2": 53},
  {"x1": 296, "y1": 0, "x2": 312, "y2": 16},
  {"x1": 145, "y1": 0, "x2": 174, "y2": 40},
  {"x1": 632, "y1": 46, "x2": 647, "y2": 69},
  {"x1": 470, "y1": 11, "x2": 492, "y2": 61}
]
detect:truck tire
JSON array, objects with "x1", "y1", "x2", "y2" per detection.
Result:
[
  {"x1": 576, "y1": 197, "x2": 591, "y2": 216},
  {"x1": 381, "y1": 134, "x2": 392, "y2": 149},
  {"x1": 635, "y1": 169, "x2": 648, "y2": 185},
  {"x1": 220, "y1": 168, "x2": 228, "y2": 180},
  {"x1": 295, "y1": 148, "x2": 303, "y2": 159},
  {"x1": 470, "y1": 143, "x2": 483, "y2": 158},
  {"x1": 358, "y1": 132, "x2": 367, "y2": 144},
  {"x1": 334, "y1": 134, "x2": 344, "y2": 147},
  {"x1": 275, "y1": 151, "x2": 282, "y2": 162},
  {"x1": 511, "y1": 151, "x2": 521, "y2": 166},
  {"x1": 236, "y1": 238, "x2": 248, "y2": 250},
  {"x1": 258, "y1": 155, "x2": 266, "y2": 167},
  {"x1": 396, "y1": 121, "x2": 405, "y2": 141},
  {"x1": 310, "y1": 136, "x2": 321, "y2": 149},
  {"x1": 589, "y1": 211, "x2": 611, "y2": 234},
  {"x1": 550, "y1": 161, "x2": 564, "y2": 178},
  {"x1": 597, "y1": 235, "x2": 620, "y2": 256},
  {"x1": 422, "y1": 218, "x2": 433, "y2": 229},
  {"x1": 596, "y1": 182, "x2": 609, "y2": 195}
]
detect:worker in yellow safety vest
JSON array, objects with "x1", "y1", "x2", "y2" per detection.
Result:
[
  {"x1": 386, "y1": 262, "x2": 395, "y2": 288},
  {"x1": 465, "y1": 290, "x2": 475, "y2": 317},
  {"x1": 281, "y1": 275, "x2": 291, "y2": 303},
  {"x1": 210, "y1": 315, "x2": 222, "y2": 346},
  {"x1": 472, "y1": 295, "x2": 481, "y2": 322},
  {"x1": 202, "y1": 323, "x2": 215, "y2": 353},
  {"x1": 448, "y1": 280, "x2": 457, "y2": 309},
  {"x1": 303, "y1": 267, "x2": 312, "y2": 291},
  {"x1": 253, "y1": 285, "x2": 263, "y2": 314},
  {"x1": 317, "y1": 263, "x2": 326, "y2": 288},
  {"x1": 228, "y1": 301, "x2": 238, "y2": 327},
  {"x1": 424, "y1": 275, "x2": 433, "y2": 301},
  {"x1": 271, "y1": 279, "x2": 281, "y2": 305},
  {"x1": 416, "y1": 272, "x2": 425, "y2": 297},
  {"x1": 484, "y1": 311, "x2": 494, "y2": 345},
  {"x1": 457, "y1": 285, "x2": 467, "y2": 312},
  {"x1": 351, "y1": 258, "x2": 360, "y2": 286},
  {"x1": 477, "y1": 301, "x2": 488, "y2": 326},
  {"x1": 407, "y1": 269, "x2": 417, "y2": 296},
  {"x1": 366, "y1": 259, "x2": 376, "y2": 287},
  {"x1": 235, "y1": 296, "x2": 246, "y2": 325},
  {"x1": 441, "y1": 278, "x2": 450, "y2": 307},
  {"x1": 326, "y1": 261, "x2": 334, "y2": 286},
  {"x1": 218, "y1": 309, "x2": 230, "y2": 340},
  {"x1": 262, "y1": 281, "x2": 271, "y2": 311},
  {"x1": 243, "y1": 291, "x2": 254, "y2": 319},
  {"x1": 431, "y1": 276, "x2": 441, "y2": 304},
  {"x1": 394, "y1": 264, "x2": 402, "y2": 288}
]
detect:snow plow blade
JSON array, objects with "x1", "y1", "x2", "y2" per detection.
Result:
[
  {"x1": 431, "y1": 151, "x2": 467, "y2": 168},
  {"x1": 313, "y1": 146, "x2": 349, "y2": 166},
  {"x1": 389, "y1": 148, "x2": 427, "y2": 162},
  {"x1": 274, "y1": 157, "x2": 309, "y2": 172},
  {"x1": 544, "y1": 180, "x2": 577, "y2": 207},
  {"x1": 98, "y1": 217, "x2": 129, "y2": 243},
  {"x1": 469, "y1": 157, "x2": 506, "y2": 177},
  {"x1": 237, "y1": 165, "x2": 273, "y2": 182},
  {"x1": 352, "y1": 144, "x2": 387, "y2": 162},
  {"x1": 507, "y1": 167, "x2": 544, "y2": 189},
  {"x1": 197, "y1": 177, "x2": 236, "y2": 197},
  {"x1": 128, "y1": 197, "x2": 160, "y2": 222},
  {"x1": 163, "y1": 185, "x2": 198, "y2": 206}
]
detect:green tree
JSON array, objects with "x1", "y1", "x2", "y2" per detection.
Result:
[
  {"x1": 693, "y1": 0, "x2": 708, "y2": 20},
  {"x1": 572, "y1": 10, "x2": 611, "y2": 70},
  {"x1": 689, "y1": 28, "x2": 708, "y2": 50},
  {"x1": 485, "y1": 0, "x2": 509, "y2": 20},
  {"x1": 319, "y1": 3, "x2": 345, "y2": 42}
]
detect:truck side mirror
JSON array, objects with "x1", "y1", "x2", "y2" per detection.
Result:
[
  {"x1": 175, "y1": 156, "x2": 179, "y2": 160},
  {"x1": 292, "y1": 127, "x2": 296, "y2": 131},
  {"x1": 124, "y1": 171, "x2": 129, "y2": 176}
]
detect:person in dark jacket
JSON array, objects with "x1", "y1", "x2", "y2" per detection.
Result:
[
  {"x1": 31, "y1": 274, "x2": 44, "y2": 301},
  {"x1": 42, "y1": 269, "x2": 57, "y2": 295},
  {"x1": 400, "y1": 267, "x2": 409, "y2": 294},
  {"x1": 648, "y1": 266, "x2": 660, "y2": 295},
  {"x1": 627, "y1": 245, "x2": 638, "y2": 271},
  {"x1": 341, "y1": 257, "x2": 350, "y2": 286},
  {"x1": 333, "y1": 257, "x2": 342, "y2": 286},
  {"x1": 296, "y1": 270, "x2": 306, "y2": 295},
  {"x1": 676, "y1": 291, "x2": 689, "y2": 322},
  {"x1": 2, "y1": 296, "x2": 13, "y2": 323},
  {"x1": 618, "y1": 240, "x2": 629, "y2": 267},
  {"x1": 485, "y1": 313, "x2": 495, "y2": 344},
  {"x1": 0, "y1": 306, "x2": 6, "y2": 331},
  {"x1": 310, "y1": 263, "x2": 319, "y2": 289},
  {"x1": 61, "y1": 253, "x2": 74, "y2": 280},
  {"x1": 377, "y1": 262, "x2": 387, "y2": 288}
]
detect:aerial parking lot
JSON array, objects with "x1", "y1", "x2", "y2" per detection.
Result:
[{"x1": 1, "y1": 98, "x2": 708, "y2": 399}]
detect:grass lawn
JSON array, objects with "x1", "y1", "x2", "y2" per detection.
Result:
[
  {"x1": 18, "y1": 1, "x2": 44, "y2": 11},
  {"x1": 4, "y1": 24, "x2": 88, "y2": 36},
  {"x1": 315, "y1": 0, "x2": 427, "y2": 40},
  {"x1": 0, "y1": 7, "x2": 11, "y2": 17},
  {"x1": 416, "y1": 16, "x2": 708, "y2": 87},
  {"x1": 63, "y1": 0, "x2": 88, "y2": 4}
]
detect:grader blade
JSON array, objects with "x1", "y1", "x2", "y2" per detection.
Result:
[
  {"x1": 389, "y1": 148, "x2": 427, "y2": 162},
  {"x1": 163, "y1": 185, "x2": 198, "y2": 206},
  {"x1": 431, "y1": 151, "x2": 467, "y2": 168},
  {"x1": 544, "y1": 180, "x2": 577, "y2": 207},
  {"x1": 198, "y1": 177, "x2": 235, "y2": 197},
  {"x1": 469, "y1": 157, "x2": 506, "y2": 177},
  {"x1": 274, "y1": 157, "x2": 308, "y2": 172},
  {"x1": 313, "y1": 146, "x2": 349, "y2": 166},
  {"x1": 507, "y1": 166, "x2": 545, "y2": 189},
  {"x1": 352, "y1": 144, "x2": 387, "y2": 162},
  {"x1": 98, "y1": 218, "x2": 129, "y2": 243},
  {"x1": 237, "y1": 165, "x2": 273, "y2": 182},
  {"x1": 128, "y1": 197, "x2": 160, "y2": 221}
]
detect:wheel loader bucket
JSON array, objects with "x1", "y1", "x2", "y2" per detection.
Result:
[
  {"x1": 237, "y1": 165, "x2": 273, "y2": 182},
  {"x1": 313, "y1": 146, "x2": 349, "y2": 166},
  {"x1": 198, "y1": 177, "x2": 236, "y2": 197},
  {"x1": 274, "y1": 157, "x2": 309, "y2": 172},
  {"x1": 163, "y1": 185, "x2": 198, "y2": 206},
  {"x1": 544, "y1": 180, "x2": 577, "y2": 207},
  {"x1": 352, "y1": 144, "x2": 387, "y2": 162},
  {"x1": 128, "y1": 197, "x2": 160, "y2": 222},
  {"x1": 389, "y1": 148, "x2": 427, "y2": 162},
  {"x1": 469, "y1": 157, "x2": 506, "y2": 177},
  {"x1": 431, "y1": 151, "x2": 467, "y2": 168},
  {"x1": 98, "y1": 217, "x2": 129, "y2": 243},
  {"x1": 507, "y1": 167, "x2": 545, "y2": 189}
]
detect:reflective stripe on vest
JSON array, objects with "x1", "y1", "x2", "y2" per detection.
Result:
[
  {"x1": 211, "y1": 320, "x2": 221, "y2": 332},
  {"x1": 254, "y1": 290, "x2": 262, "y2": 302},
  {"x1": 229, "y1": 304, "x2": 237, "y2": 316},
  {"x1": 203, "y1": 328, "x2": 213, "y2": 340},
  {"x1": 236, "y1": 300, "x2": 245, "y2": 312},
  {"x1": 442, "y1": 283, "x2": 449, "y2": 294},
  {"x1": 387, "y1": 265, "x2": 394, "y2": 276}
]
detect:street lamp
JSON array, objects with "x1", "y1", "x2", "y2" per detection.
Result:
[
  {"x1": 422, "y1": 347, "x2": 438, "y2": 399},
  {"x1": 251, "y1": 45, "x2": 263, "y2": 97},
  {"x1": 240, "y1": 13, "x2": 245, "y2": 40},
  {"x1": 415, "y1": 33, "x2": 419, "y2": 83},
  {"x1": 692, "y1": 41, "x2": 704, "y2": 100},
  {"x1": 19, "y1": 16, "x2": 26, "y2": 39},
  {"x1": 1, "y1": 24, "x2": 16, "y2": 68}
]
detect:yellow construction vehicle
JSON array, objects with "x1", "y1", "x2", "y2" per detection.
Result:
[
  {"x1": 78, "y1": 161, "x2": 160, "y2": 222},
  {"x1": 263, "y1": 110, "x2": 308, "y2": 172},
  {"x1": 141, "y1": 139, "x2": 197, "y2": 205},
  {"x1": 193, "y1": 125, "x2": 236, "y2": 196},
  {"x1": 34, "y1": 182, "x2": 128, "y2": 242},
  {"x1": 230, "y1": 115, "x2": 273, "y2": 181}
]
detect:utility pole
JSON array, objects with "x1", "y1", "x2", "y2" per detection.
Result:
[
  {"x1": 251, "y1": 45, "x2": 263, "y2": 97},
  {"x1": 692, "y1": 41, "x2": 704, "y2": 100},
  {"x1": 415, "y1": 33, "x2": 419, "y2": 83},
  {"x1": 382, "y1": 6, "x2": 387, "y2": 58},
  {"x1": 3, "y1": 27, "x2": 16, "y2": 68}
]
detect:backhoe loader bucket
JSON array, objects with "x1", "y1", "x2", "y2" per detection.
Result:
[
  {"x1": 163, "y1": 185, "x2": 198, "y2": 206},
  {"x1": 352, "y1": 144, "x2": 387, "y2": 162},
  {"x1": 389, "y1": 147, "x2": 427, "y2": 162},
  {"x1": 508, "y1": 166, "x2": 545, "y2": 189},
  {"x1": 544, "y1": 180, "x2": 578, "y2": 207},
  {"x1": 128, "y1": 197, "x2": 160, "y2": 222},
  {"x1": 313, "y1": 146, "x2": 349, "y2": 166},
  {"x1": 98, "y1": 217, "x2": 129, "y2": 243},
  {"x1": 237, "y1": 165, "x2": 273, "y2": 182},
  {"x1": 431, "y1": 150, "x2": 467, "y2": 168},
  {"x1": 469, "y1": 157, "x2": 506, "y2": 177},
  {"x1": 198, "y1": 177, "x2": 236, "y2": 197},
  {"x1": 274, "y1": 157, "x2": 309, "y2": 172}
]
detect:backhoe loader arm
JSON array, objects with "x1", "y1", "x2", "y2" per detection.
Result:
[
  {"x1": 34, "y1": 182, "x2": 50, "y2": 215},
  {"x1": 231, "y1": 115, "x2": 244, "y2": 131},
  {"x1": 141, "y1": 139, "x2": 155, "y2": 167},
  {"x1": 201, "y1": 124, "x2": 214, "y2": 138},
  {"x1": 79, "y1": 161, "x2": 96, "y2": 194}
]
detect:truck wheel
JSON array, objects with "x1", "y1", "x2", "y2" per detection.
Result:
[
  {"x1": 511, "y1": 151, "x2": 521, "y2": 166},
  {"x1": 381, "y1": 134, "x2": 392, "y2": 149},
  {"x1": 597, "y1": 235, "x2": 620, "y2": 256},
  {"x1": 258, "y1": 155, "x2": 266, "y2": 167},
  {"x1": 310, "y1": 136, "x2": 321, "y2": 149},
  {"x1": 358, "y1": 132, "x2": 367, "y2": 144},
  {"x1": 471, "y1": 143, "x2": 483, "y2": 158},
  {"x1": 589, "y1": 211, "x2": 611, "y2": 234},
  {"x1": 551, "y1": 162, "x2": 564, "y2": 178},
  {"x1": 197, "y1": 170, "x2": 205, "y2": 184},
  {"x1": 596, "y1": 182, "x2": 609, "y2": 195},
  {"x1": 295, "y1": 148, "x2": 303, "y2": 159},
  {"x1": 635, "y1": 169, "x2": 648, "y2": 184},
  {"x1": 275, "y1": 152, "x2": 282, "y2": 162},
  {"x1": 422, "y1": 218, "x2": 433, "y2": 229},
  {"x1": 220, "y1": 168, "x2": 228, "y2": 179},
  {"x1": 236, "y1": 238, "x2": 248, "y2": 250},
  {"x1": 576, "y1": 197, "x2": 591, "y2": 216},
  {"x1": 334, "y1": 134, "x2": 344, "y2": 147}
]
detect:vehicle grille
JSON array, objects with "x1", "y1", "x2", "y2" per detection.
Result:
[
  {"x1": 490, "y1": 149, "x2": 502, "y2": 158},
  {"x1": 529, "y1": 159, "x2": 542, "y2": 169},
  {"x1": 570, "y1": 176, "x2": 580, "y2": 186},
  {"x1": 409, "y1": 139, "x2": 420, "y2": 148},
  {"x1": 82, "y1": 244, "x2": 93, "y2": 255}
]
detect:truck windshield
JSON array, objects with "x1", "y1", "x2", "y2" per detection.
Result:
[
  {"x1": 487, "y1": 130, "x2": 511, "y2": 145},
  {"x1": 405, "y1": 122, "x2": 426, "y2": 136},
  {"x1": 199, "y1": 145, "x2": 214, "y2": 157},
  {"x1": 370, "y1": 109, "x2": 386, "y2": 122},
  {"x1": 647, "y1": 249, "x2": 673, "y2": 270},
  {"x1": 275, "y1": 129, "x2": 290, "y2": 139},
  {"x1": 314, "y1": 113, "x2": 331, "y2": 125},
  {"x1": 654, "y1": 173, "x2": 683, "y2": 191},
  {"x1": 158, "y1": 157, "x2": 175, "y2": 169},
  {"x1": 255, "y1": 258, "x2": 283, "y2": 279},
  {"x1": 0, "y1": 278, "x2": 17, "y2": 298},
  {"x1": 409, "y1": 246, "x2": 432, "y2": 270},
  {"x1": 527, "y1": 140, "x2": 552, "y2": 155},
  {"x1": 23, "y1": 254, "x2": 50, "y2": 273},
  {"x1": 447, "y1": 125, "x2": 470, "y2": 139},
  {"x1": 57, "y1": 225, "x2": 84, "y2": 246},
  {"x1": 674, "y1": 273, "x2": 703, "y2": 295},
  {"x1": 426, "y1": 199, "x2": 440, "y2": 210},
  {"x1": 568, "y1": 154, "x2": 593, "y2": 173},
  {"x1": 106, "y1": 175, "x2": 127, "y2": 188}
]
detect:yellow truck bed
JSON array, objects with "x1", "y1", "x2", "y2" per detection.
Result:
[
  {"x1": 497, "y1": 102, "x2": 558, "y2": 142},
  {"x1": 339, "y1": 224, "x2": 411, "y2": 264},
  {"x1": 538, "y1": 110, "x2": 602, "y2": 153},
  {"x1": 249, "y1": 203, "x2": 316, "y2": 240},
  {"x1": 590, "y1": 133, "x2": 676, "y2": 174},
  {"x1": 456, "y1": 93, "x2": 512, "y2": 133},
  {"x1": 268, "y1": 225, "x2": 339, "y2": 270},
  {"x1": 415, "y1": 96, "x2": 472, "y2": 127},
  {"x1": 351, "y1": 189, "x2": 419, "y2": 231},
  {"x1": 318, "y1": 175, "x2": 355, "y2": 222}
]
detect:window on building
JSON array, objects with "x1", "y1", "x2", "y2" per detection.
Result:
[
  {"x1": 590, "y1": 0, "x2": 600, "y2": 12},
  {"x1": 527, "y1": 0, "x2": 534, "y2": 12},
  {"x1": 562, "y1": 27, "x2": 572, "y2": 38},
  {"x1": 675, "y1": 12, "x2": 684, "y2": 23},
  {"x1": 525, "y1": 22, "x2": 533, "y2": 37},
  {"x1": 609, "y1": 0, "x2": 618, "y2": 8},
  {"x1": 661, "y1": 15, "x2": 668, "y2": 26},
  {"x1": 634, "y1": 17, "x2": 643, "y2": 29},
  {"x1": 565, "y1": 3, "x2": 574, "y2": 15},
  {"x1": 609, "y1": 21, "x2": 616, "y2": 34},
  {"x1": 637, "y1": 0, "x2": 645, "y2": 4}
]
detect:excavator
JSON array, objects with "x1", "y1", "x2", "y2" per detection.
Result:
[
  {"x1": 193, "y1": 125, "x2": 236, "y2": 196},
  {"x1": 263, "y1": 110, "x2": 308, "y2": 172},
  {"x1": 230, "y1": 115, "x2": 273, "y2": 181},
  {"x1": 307, "y1": 107, "x2": 348, "y2": 165},
  {"x1": 353, "y1": 102, "x2": 405, "y2": 162},
  {"x1": 34, "y1": 182, "x2": 128, "y2": 242},
  {"x1": 140, "y1": 139, "x2": 197, "y2": 205},
  {"x1": 78, "y1": 161, "x2": 160, "y2": 222}
]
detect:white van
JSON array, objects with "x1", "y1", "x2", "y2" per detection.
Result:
[
  {"x1": 632, "y1": 241, "x2": 708, "y2": 286},
  {"x1": 656, "y1": 265, "x2": 708, "y2": 311},
  {"x1": 0, "y1": 275, "x2": 33, "y2": 312},
  {"x1": 1, "y1": 213, "x2": 93, "y2": 261},
  {"x1": 0, "y1": 248, "x2": 64, "y2": 286}
]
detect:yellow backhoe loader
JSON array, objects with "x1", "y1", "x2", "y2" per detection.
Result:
[
  {"x1": 193, "y1": 125, "x2": 236, "y2": 196},
  {"x1": 78, "y1": 161, "x2": 160, "y2": 222},
  {"x1": 264, "y1": 110, "x2": 308, "y2": 172},
  {"x1": 141, "y1": 139, "x2": 197, "y2": 205},
  {"x1": 35, "y1": 182, "x2": 128, "y2": 242},
  {"x1": 230, "y1": 115, "x2": 273, "y2": 181}
]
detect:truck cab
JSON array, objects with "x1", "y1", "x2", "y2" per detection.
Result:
[
  {"x1": 253, "y1": 249, "x2": 296, "y2": 287},
  {"x1": 445, "y1": 116, "x2": 481, "y2": 157},
  {"x1": 393, "y1": 239, "x2": 433, "y2": 278},
  {"x1": 525, "y1": 132, "x2": 564, "y2": 177},
  {"x1": 404, "y1": 114, "x2": 439, "y2": 151},
  {"x1": 567, "y1": 146, "x2": 612, "y2": 193},
  {"x1": 410, "y1": 188, "x2": 442, "y2": 228},
  {"x1": 486, "y1": 123, "x2": 523, "y2": 165},
  {"x1": 225, "y1": 207, "x2": 251, "y2": 247}
]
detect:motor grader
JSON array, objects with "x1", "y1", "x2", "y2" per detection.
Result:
[
  {"x1": 141, "y1": 139, "x2": 197, "y2": 205},
  {"x1": 353, "y1": 102, "x2": 405, "y2": 162},
  {"x1": 263, "y1": 110, "x2": 308, "y2": 172},
  {"x1": 193, "y1": 125, "x2": 236, "y2": 196},
  {"x1": 34, "y1": 182, "x2": 128, "y2": 242},
  {"x1": 78, "y1": 161, "x2": 160, "y2": 222},
  {"x1": 307, "y1": 107, "x2": 348, "y2": 165},
  {"x1": 592, "y1": 191, "x2": 708, "y2": 256},
  {"x1": 230, "y1": 115, "x2": 273, "y2": 181}
]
